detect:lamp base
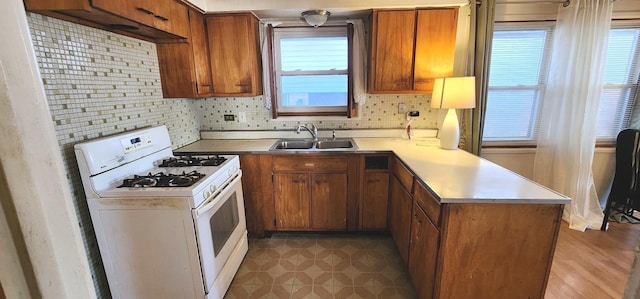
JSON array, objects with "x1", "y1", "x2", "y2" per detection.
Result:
[{"x1": 439, "y1": 108, "x2": 460, "y2": 150}]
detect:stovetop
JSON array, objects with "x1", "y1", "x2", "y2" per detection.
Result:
[
  {"x1": 158, "y1": 155, "x2": 227, "y2": 167},
  {"x1": 118, "y1": 171, "x2": 206, "y2": 188}
]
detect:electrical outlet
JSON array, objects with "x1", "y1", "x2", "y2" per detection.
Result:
[
  {"x1": 238, "y1": 112, "x2": 247, "y2": 123},
  {"x1": 406, "y1": 111, "x2": 420, "y2": 121},
  {"x1": 398, "y1": 103, "x2": 407, "y2": 114},
  {"x1": 224, "y1": 114, "x2": 234, "y2": 121}
]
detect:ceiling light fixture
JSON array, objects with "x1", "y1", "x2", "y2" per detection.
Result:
[{"x1": 301, "y1": 10, "x2": 331, "y2": 27}]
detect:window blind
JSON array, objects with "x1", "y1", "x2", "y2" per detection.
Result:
[
  {"x1": 483, "y1": 25, "x2": 554, "y2": 142},
  {"x1": 597, "y1": 27, "x2": 640, "y2": 139}
]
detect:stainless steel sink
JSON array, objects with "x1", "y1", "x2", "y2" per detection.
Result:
[
  {"x1": 270, "y1": 140, "x2": 314, "y2": 150},
  {"x1": 315, "y1": 139, "x2": 355, "y2": 149},
  {"x1": 269, "y1": 138, "x2": 357, "y2": 151}
]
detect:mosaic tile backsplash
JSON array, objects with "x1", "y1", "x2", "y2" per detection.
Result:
[
  {"x1": 27, "y1": 13, "x2": 200, "y2": 298},
  {"x1": 199, "y1": 94, "x2": 438, "y2": 131}
]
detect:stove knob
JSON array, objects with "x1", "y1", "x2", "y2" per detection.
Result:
[
  {"x1": 228, "y1": 166, "x2": 238, "y2": 176},
  {"x1": 204, "y1": 191, "x2": 211, "y2": 200},
  {"x1": 210, "y1": 185, "x2": 217, "y2": 193}
]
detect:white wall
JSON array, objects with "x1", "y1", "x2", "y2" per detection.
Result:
[{"x1": 0, "y1": 0, "x2": 96, "y2": 297}]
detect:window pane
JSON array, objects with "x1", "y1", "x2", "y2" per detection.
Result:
[
  {"x1": 483, "y1": 90, "x2": 539, "y2": 140},
  {"x1": 280, "y1": 37, "x2": 348, "y2": 72},
  {"x1": 489, "y1": 30, "x2": 548, "y2": 86},
  {"x1": 604, "y1": 29, "x2": 640, "y2": 84},
  {"x1": 598, "y1": 87, "x2": 635, "y2": 138},
  {"x1": 280, "y1": 75, "x2": 347, "y2": 107},
  {"x1": 483, "y1": 27, "x2": 551, "y2": 142},
  {"x1": 597, "y1": 28, "x2": 640, "y2": 139}
]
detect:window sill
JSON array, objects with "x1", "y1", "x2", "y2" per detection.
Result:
[{"x1": 271, "y1": 115, "x2": 361, "y2": 122}]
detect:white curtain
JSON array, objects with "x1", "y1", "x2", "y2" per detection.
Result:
[
  {"x1": 260, "y1": 22, "x2": 282, "y2": 109},
  {"x1": 346, "y1": 19, "x2": 367, "y2": 105},
  {"x1": 533, "y1": 0, "x2": 612, "y2": 231}
]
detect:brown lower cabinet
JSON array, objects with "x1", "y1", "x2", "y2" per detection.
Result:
[
  {"x1": 271, "y1": 155, "x2": 356, "y2": 231},
  {"x1": 388, "y1": 173, "x2": 412, "y2": 264},
  {"x1": 409, "y1": 188, "x2": 439, "y2": 299},
  {"x1": 239, "y1": 153, "x2": 563, "y2": 298},
  {"x1": 274, "y1": 172, "x2": 348, "y2": 230}
]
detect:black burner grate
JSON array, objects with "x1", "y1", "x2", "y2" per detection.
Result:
[
  {"x1": 118, "y1": 171, "x2": 206, "y2": 188},
  {"x1": 159, "y1": 155, "x2": 227, "y2": 167}
]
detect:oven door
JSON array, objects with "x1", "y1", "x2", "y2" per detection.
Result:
[{"x1": 193, "y1": 170, "x2": 246, "y2": 295}]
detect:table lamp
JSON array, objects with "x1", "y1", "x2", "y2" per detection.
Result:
[{"x1": 431, "y1": 77, "x2": 476, "y2": 150}]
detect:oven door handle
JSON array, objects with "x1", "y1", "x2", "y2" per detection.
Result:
[{"x1": 195, "y1": 170, "x2": 242, "y2": 217}]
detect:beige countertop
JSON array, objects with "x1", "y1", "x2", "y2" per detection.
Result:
[{"x1": 175, "y1": 138, "x2": 570, "y2": 204}]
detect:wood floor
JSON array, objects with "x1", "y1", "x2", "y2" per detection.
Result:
[{"x1": 545, "y1": 221, "x2": 640, "y2": 298}]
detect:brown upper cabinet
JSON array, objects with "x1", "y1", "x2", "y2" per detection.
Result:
[
  {"x1": 205, "y1": 13, "x2": 263, "y2": 96},
  {"x1": 24, "y1": 0, "x2": 189, "y2": 41},
  {"x1": 157, "y1": 7, "x2": 214, "y2": 98},
  {"x1": 368, "y1": 8, "x2": 458, "y2": 94}
]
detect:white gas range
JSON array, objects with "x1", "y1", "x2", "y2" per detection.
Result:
[{"x1": 75, "y1": 125, "x2": 247, "y2": 299}]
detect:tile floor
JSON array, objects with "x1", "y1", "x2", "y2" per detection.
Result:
[{"x1": 225, "y1": 233, "x2": 418, "y2": 299}]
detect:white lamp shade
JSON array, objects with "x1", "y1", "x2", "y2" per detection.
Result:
[
  {"x1": 431, "y1": 77, "x2": 476, "y2": 109},
  {"x1": 302, "y1": 10, "x2": 331, "y2": 27},
  {"x1": 431, "y1": 76, "x2": 475, "y2": 150}
]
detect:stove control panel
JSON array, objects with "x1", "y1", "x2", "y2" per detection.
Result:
[{"x1": 121, "y1": 133, "x2": 153, "y2": 153}]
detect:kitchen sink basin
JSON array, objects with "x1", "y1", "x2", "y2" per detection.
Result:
[
  {"x1": 269, "y1": 138, "x2": 357, "y2": 151},
  {"x1": 271, "y1": 140, "x2": 315, "y2": 150},
  {"x1": 315, "y1": 139, "x2": 355, "y2": 149}
]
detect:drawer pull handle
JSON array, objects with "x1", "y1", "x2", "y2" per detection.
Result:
[
  {"x1": 136, "y1": 7, "x2": 154, "y2": 15},
  {"x1": 304, "y1": 163, "x2": 315, "y2": 167},
  {"x1": 155, "y1": 15, "x2": 169, "y2": 21},
  {"x1": 367, "y1": 179, "x2": 380, "y2": 183},
  {"x1": 293, "y1": 179, "x2": 305, "y2": 183}
]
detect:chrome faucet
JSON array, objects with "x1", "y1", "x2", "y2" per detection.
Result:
[{"x1": 296, "y1": 124, "x2": 318, "y2": 141}]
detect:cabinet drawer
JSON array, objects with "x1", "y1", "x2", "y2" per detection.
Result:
[
  {"x1": 413, "y1": 180, "x2": 440, "y2": 225},
  {"x1": 273, "y1": 156, "x2": 348, "y2": 172},
  {"x1": 392, "y1": 158, "x2": 413, "y2": 192}
]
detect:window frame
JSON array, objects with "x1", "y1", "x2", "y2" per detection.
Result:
[
  {"x1": 597, "y1": 23, "x2": 640, "y2": 144},
  {"x1": 482, "y1": 22, "x2": 555, "y2": 146},
  {"x1": 268, "y1": 24, "x2": 355, "y2": 118}
]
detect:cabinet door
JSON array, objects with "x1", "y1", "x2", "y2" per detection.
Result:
[
  {"x1": 414, "y1": 8, "x2": 458, "y2": 92},
  {"x1": 274, "y1": 173, "x2": 309, "y2": 229},
  {"x1": 369, "y1": 10, "x2": 416, "y2": 92},
  {"x1": 311, "y1": 173, "x2": 348, "y2": 230},
  {"x1": 157, "y1": 8, "x2": 213, "y2": 98},
  {"x1": 206, "y1": 14, "x2": 262, "y2": 95},
  {"x1": 362, "y1": 172, "x2": 389, "y2": 230},
  {"x1": 92, "y1": 0, "x2": 132, "y2": 19},
  {"x1": 389, "y1": 174, "x2": 412, "y2": 264},
  {"x1": 189, "y1": 9, "x2": 213, "y2": 95},
  {"x1": 117, "y1": 0, "x2": 155, "y2": 27},
  {"x1": 239, "y1": 155, "x2": 273, "y2": 236},
  {"x1": 152, "y1": 0, "x2": 189, "y2": 38},
  {"x1": 409, "y1": 203, "x2": 439, "y2": 299}
]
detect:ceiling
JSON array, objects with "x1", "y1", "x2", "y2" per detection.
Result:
[{"x1": 187, "y1": 0, "x2": 469, "y2": 19}]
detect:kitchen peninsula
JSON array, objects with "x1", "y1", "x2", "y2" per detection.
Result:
[{"x1": 175, "y1": 134, "x2": 570, "y2": 299}]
